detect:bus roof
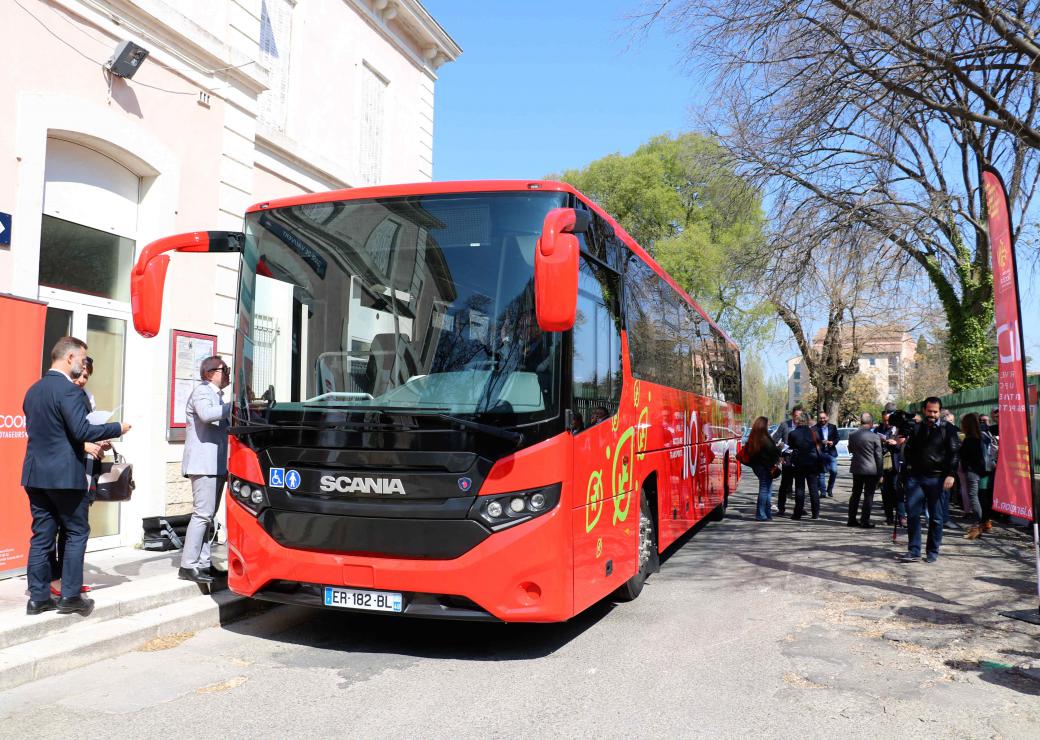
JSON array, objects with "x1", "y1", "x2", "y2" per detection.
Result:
[{"x1": 247, "y1": 179, "x2": 738, "y2": 349}]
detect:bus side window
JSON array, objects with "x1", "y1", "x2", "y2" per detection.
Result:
[{"x1": 572, "y1": 256, "x2": 622, "y2": 432}]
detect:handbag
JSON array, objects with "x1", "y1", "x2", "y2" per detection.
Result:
[
  {"x1": 769, "y1": 464, "x2": 782, "y2": 480},
  {"x1": 94, "y1": 445, "x2": 135, "y2": 502}
]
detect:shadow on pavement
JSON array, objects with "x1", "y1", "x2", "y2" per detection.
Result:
[
  {"x1": 220, "y1": 598, "x2": 616, "y2": 662},
  {"x1": 734, "y1": 553, "x2": 959, "y2": 604},
  {"x1": 944, "y1": 659, "x2": 1040, "y2": 697}
]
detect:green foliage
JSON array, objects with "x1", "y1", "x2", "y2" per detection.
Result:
[
  {"x1": 839, "y1": 374, "x2": 883, "y2": 426},
  {"x1": 741, "y1": 353, "x2": 788, "y2": 425},
  {"x1": 552, "y1": 132, "x2": 768, "y2": 345}
]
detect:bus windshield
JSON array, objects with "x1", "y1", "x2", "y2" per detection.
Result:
[{"x1": 236, "y1": 191, "x2": 567, "y2": 426}]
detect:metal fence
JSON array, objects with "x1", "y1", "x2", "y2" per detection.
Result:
[{"x1": 939, "y1": 375, "x2": 1040, "y2": 470}]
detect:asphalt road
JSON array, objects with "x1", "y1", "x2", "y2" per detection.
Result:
[{"x1": 2, "y1": 466, "x2": 1039, "y2": 739}]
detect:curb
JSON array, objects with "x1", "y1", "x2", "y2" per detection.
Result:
[{"x1": 0, "y1": 590, "x2": 256, "y2": 692}]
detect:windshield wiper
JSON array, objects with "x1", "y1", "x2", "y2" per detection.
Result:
[
  {"x1": 378, "y1": 408, "x2": 523, "y2": 445},
  {"x1": 234, "y1": 408, "x2": 523, "y2": 445},
  {"x1": 228, "y1": 418, "x2": 415, "y2": 435}
]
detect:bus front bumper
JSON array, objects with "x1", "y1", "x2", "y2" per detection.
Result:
[{"x1": 226, "y1": 501, "x2": 574, "y2": 623}]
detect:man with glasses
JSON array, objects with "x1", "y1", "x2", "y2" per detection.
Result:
[{"x1": 179, "y1": 356, "x2": 231, "y2": 583}]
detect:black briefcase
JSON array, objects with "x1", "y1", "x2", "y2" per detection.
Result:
[{"x1": 141, "y1": 514, "x2": 192, "y2": 551}]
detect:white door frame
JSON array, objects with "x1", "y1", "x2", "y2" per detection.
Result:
[{"x1": 43, "y1": 291, "x2": 129, "y2": 552}]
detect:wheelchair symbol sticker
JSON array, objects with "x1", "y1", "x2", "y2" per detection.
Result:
[
  {"x1": 285, "y1": 470, "x2": 301, "y2": 490},
  {"x1": 269, "y1": 468, "x2": 285, "y2": 488}
]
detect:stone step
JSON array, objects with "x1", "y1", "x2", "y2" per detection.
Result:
[
  {"x1": 0, "y1": 589, "x2": 253, "y2": 691},
  {"x1": 0, "y1": 573, "x2": 221, "y2": 651}
]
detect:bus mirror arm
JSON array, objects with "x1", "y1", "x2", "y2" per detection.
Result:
[
  {"x1": 534, "y1": 208, "x2": 580, "y2": 332},
  {"x1": 130, "y1": 231, "x2": 245, "y2": 338}
]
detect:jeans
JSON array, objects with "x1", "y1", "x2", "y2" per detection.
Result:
[
  {"x1": 751, "y1": 463, "x2": 774, "y2": 520},
  {"x1": 818, "y1": 455, "x2": 838, "y2": 496},
  {"x1": 777, "y1": 464, "x2": 795, "y2": 513},
  {"x1": 849, "y1": 474, "x2": 879, "y2": 525},
  {"x1": 905, "y1": 475, "x2": 948, "y2": 559},
  {"x1": 25, "y1": 487, "x2": 90, "y2": 601},
  {"x1": 793, "y1": 469, "x2": 820, "y2": 519}
]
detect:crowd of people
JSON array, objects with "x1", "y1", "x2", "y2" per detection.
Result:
[{"x1": 740, "y1": 398, "x2": 1000, "y2": 564}]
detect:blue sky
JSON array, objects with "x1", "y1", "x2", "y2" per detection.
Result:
[{"x1": 423, "y1": 1, "x2": 1039, "y2": 381}]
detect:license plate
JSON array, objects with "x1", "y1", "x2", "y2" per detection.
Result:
[{"x1": 323, "y1": 586, "x2": 403, "y2": 613}]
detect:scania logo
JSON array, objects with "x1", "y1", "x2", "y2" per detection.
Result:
[
  {"x1": 0, "y1": 414, "x2": 26, "y2": 429},
  {"x1": 319, "y1": 475, "x2": 406, "y2": 495}
]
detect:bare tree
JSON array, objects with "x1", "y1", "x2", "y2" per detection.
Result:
[
  {"x1": 638, "y1": 0, "x2": 1040, "y2": 390},
  {"x1": 755, "y1": 206, "x2": 895, "y2": 418}
]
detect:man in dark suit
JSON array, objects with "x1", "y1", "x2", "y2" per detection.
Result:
[
  {"x1": 848, "y1": 413, "x2": 884, "y2": 528},
  {"x1": 814, "y1": 411, "x2": 839, "y2": 497},
  {"x1": 21, "y1": 336, "x2": 129, "y2": 616},
  {"x1": 770, "y1": 406, "x2": 803, "y2": 514}
]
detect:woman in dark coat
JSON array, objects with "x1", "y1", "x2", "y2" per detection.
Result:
[
  {"x1": 959, "y1": 412, "x2": 993, "y2": 540},
  {"x1": 742, "y1": 416, "x2": 782, "y2": 521}
]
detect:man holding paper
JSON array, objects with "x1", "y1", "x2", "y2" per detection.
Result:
[{"x1": 21, "y1": 337, "x2": 130, "y2": 616}]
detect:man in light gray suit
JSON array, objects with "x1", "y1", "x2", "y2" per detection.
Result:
[
  {"x1": 180, "y1": 356, "x2": 231, "y2": 583},
  {"x1": 848, "y1": 412, "x2": 885, "y2": 529}
]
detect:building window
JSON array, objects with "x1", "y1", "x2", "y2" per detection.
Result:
[
  {"x1": 259, "y1": 0, "x2": 294, "y2": 130},
  {"x1": 869, "y1": 357, "x2": 876, "y2": 366},
  {"x1": 359, "y1": 62, "x2": 388, "y2": 185},
  {"x1": 39, "y1": 215, "x2": 135, "y2": 301},
  {"x1": 793, "y1": 368, "x2": 801, "y2": 379},
  {"x1": 794, "y1": 383, "x2": 801, "y2": 396}
]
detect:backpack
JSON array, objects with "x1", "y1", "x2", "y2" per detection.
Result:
[{"x1": 981, "y1": 431, "x2": 998, "y2": 472}]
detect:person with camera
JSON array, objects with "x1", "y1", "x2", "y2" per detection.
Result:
[
  {"x1": 771, "y1": 405, "x2": 803, "y2": 515},
  {"x1": 787, "y1": 415, "x2": 823, "y2": 520},
  {"x1": 875, "y1": 405, "x2": 906, "y2": 527},
  {"x1": 898, "y1": 397, "x2": 960, "y2": 564}
]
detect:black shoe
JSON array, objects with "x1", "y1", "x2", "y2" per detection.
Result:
[
  {"x1": 847, "y1": 521, "x2": 858, "y2": 527},
  {"x1": 178, "y1": 567, "x2": 214, "y2": 584},
  {"x1": 811, "y1": 515, "x2": 820, "y2": 519},
  {"x1": 791, "y1": 515, "x2": 802, "y2": 520},
  {"x1": 56, "y1": 596, "x2": 94, "y2": 616},
  {"x1": 885, "y1": 519, "x2": 895, "y2": 526},
  {"x1": 898, "y1": 553, "x2": 919, "y2": 563},
  {"x1": 925, "y1": 554, "x2": 938, "y2": 563},
  {"x1": 26, "y1": 598, "x2": 58, "y2": 616},
  {"x1": 860, "y1": 523, "x2": 877, "y2": 529}
]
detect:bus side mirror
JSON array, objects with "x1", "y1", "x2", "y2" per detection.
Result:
[
  {"x1": 131, "y1": 255, "x2": 171, "y2": 338},
  {"x1": 535, "y1": 208, "x2": 587, "y2": 332},
  {"x1": 130, "y1": 231, "x2": 244, "y2": 338}
]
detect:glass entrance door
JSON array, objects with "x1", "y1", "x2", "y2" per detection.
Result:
[{"x1": 40, "y1": 299, "x2": 127, "y2": 551}]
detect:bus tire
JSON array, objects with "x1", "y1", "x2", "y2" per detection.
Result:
[
  {"x1": 710, "y1": 454, "x2": 730, "y2": 522},
  {"x1": 613, "y1": 490, "x2": 659, "y2": 602}
]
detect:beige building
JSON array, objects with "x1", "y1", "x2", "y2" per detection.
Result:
[
  {"x1": 787, "y1": 327, "x2": 917, "y2": 410},
  {"x1": 0, "y1": 0, "x2": 459, "y2": 551}
]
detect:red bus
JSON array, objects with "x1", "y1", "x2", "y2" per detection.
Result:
[{"x1": 131, "y1": 180, "x2": 741, "y2": 622}]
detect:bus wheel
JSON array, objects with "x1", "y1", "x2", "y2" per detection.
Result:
[
  {"x1": 710, "y1": 455, "x2": 730, "y2": 522},
  {"x1": 614, "y1": 490, "x2": 659, "y2": 602}
]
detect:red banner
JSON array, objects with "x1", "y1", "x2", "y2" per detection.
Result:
[
  {"x1": 0, "y1": 294, "x2": 47, "y2": 577},
  {"x1": 983, "y1": 167, "x2": 1035, "y2": 521}
]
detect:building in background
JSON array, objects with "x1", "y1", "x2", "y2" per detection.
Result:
[
  {"x1": 787, "y1": 326, "x2": 917, "y2": 410},
  {"x1": 0, "y1": 0, "x2": 459, "y2": 552}
]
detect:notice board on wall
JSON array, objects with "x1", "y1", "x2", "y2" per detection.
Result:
[
  {"x1": 167, "y1": 329, "x2": 217, "y2": 442},
  {"x1": 0, "y1": 294, "x2": 47, "y2": 579}
]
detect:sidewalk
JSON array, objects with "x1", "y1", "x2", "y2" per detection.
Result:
[{"x1": 0, "y1": 545, "x2": 254, "y2": 691}]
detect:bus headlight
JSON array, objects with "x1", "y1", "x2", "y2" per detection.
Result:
[
  {"x1": 229, "y1": 475, "x2": 268, "y2": 516},
  {"x1": 469, "y1": 483, "x2": 561, "y2": 531}
]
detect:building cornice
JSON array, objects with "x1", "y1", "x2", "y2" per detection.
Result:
[
  {"x1": 344, "y1": 0, "x2": 461, "y2": 78},
  {"x1": 255, "y1": 127, "x2": 351, "y2": 194}
]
